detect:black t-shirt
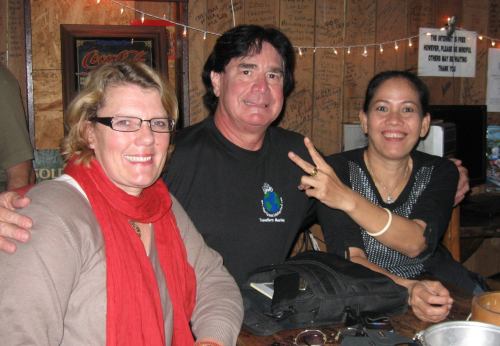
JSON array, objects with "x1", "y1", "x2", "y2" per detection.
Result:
[
  {"x1": 319, "y1": 148, "x2": 459, "y2": 279},
  {"x1": 165, "y1": 117, "x2": 316, "y2": 284}
]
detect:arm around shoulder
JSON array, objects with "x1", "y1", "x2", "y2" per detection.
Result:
[
  {"x1": 172, "y1": 196, "x2": 243, "y2": 345},
  {"x1": 0, "y1": 190, "x2": 33, "y2": 253}
]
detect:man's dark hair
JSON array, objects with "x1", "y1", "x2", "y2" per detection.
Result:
[
  {"x1": 363, "y1": 70, "x2": 430, "y2": 116},
  {"x1": 202, "y1": 25, "x2": 295, "y2": 115}
]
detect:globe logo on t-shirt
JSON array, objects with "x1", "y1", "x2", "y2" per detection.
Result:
[{"x1": 261, "y1": 183, "x2": 283, "y2": 217}]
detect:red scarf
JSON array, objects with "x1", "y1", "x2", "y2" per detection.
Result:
[{"x1": 65, "y1": 158, "x2": 196, "y2": 345}]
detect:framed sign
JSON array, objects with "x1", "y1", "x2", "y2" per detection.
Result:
[{"x1": 60, "y1": 24, "x2": 168, "y2": 117}]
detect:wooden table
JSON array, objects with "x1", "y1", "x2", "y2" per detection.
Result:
[{"x1": 237, "y1": 287, "x2": 471, "y2": 345}]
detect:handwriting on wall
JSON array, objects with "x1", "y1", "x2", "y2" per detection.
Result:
[
  {"x1": 7, "y1": 0, "x2": 24, "y2": 60},
  {"x1": 245, "y1": 0, "x2": 278, "y2": 26},
  {"x1": 280, "y1": 0, "x2": 314, "y2": 45}
]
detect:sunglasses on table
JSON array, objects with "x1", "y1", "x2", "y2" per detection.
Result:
[{"x1": 270, "y1": 329, "x2": 338, "y2": 346}]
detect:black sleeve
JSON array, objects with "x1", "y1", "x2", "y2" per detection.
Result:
[
  {"x1": 163, "y1": 132, "x2": 198, "y2": 208},
  {"x1": 318, "y1": 154, "x2": 364, "y2": 257},
  {"x1": 411, "y1": 156, "x2": 458, "y2": 258}
]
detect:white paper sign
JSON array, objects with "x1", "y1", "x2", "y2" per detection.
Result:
[
  {"x1": 487, "y1": 48, "x2": 500, "y2": 112},
  {"x1": 418, "y1": 28, "x2": 477, "y2": 77}
]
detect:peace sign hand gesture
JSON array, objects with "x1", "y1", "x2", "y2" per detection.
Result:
[{"x1": 288, "y1": 137, "x2": 356, "y2": 213}]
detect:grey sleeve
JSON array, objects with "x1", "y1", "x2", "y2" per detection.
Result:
[
  {"x1": 0, "y1": 67, "x2": 33, "y2": 170},
  {"x1": 0, "y1": 198, "x2": 80, "y2": 345},
  {"x1": 171, "y1": 196, "x2": 243, "y2": 345}
]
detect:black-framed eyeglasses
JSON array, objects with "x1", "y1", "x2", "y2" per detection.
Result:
[{"x1": 91, "y1": 116, "x2": 176, "y2": 133}]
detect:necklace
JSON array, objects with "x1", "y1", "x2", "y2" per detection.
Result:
[
  {"x1": 129, "y1": 220, "x2": 142, "y2": 237},
  {"x1": 365, "y1": 154, "x2": 410, "y2": 204}
]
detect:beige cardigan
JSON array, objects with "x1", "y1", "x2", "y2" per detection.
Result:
[{"x1": 0, "y1": 176, "x2": 243, "y2": 345}]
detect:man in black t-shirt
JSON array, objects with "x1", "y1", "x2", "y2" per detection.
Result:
[{"x1": 164, "y1": 25, "x2": 316, "y2": 284}]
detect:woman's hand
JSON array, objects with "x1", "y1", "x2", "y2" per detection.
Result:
[
  {"x1": 288, "y1": 137, "x2": 355, "y2": 212},
  {"x1": 407, "y1": 280, "x2": 453, "y2": 323},
  {"x1": 0, "y1": 191, "x2": 33, "y2": 253},
  {"x1": 349, "y1": 249, "x2": 453, "y2": 323}
]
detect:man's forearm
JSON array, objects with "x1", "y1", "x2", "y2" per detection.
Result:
[{"x1": 6, "y1": 160, "x2": 35, "y2": 190}]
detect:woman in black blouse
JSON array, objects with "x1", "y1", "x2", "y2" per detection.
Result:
[{"x1": 289, "y1": 71, "x2": 484, "y2": 323}]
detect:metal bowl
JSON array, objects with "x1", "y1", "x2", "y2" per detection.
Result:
[{"x1": 414, "y1": 321, "x2": 500, "y2": 346}]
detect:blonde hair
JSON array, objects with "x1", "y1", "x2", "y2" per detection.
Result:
[{"x1": 61, "y1": 62, "x2": 178, "y2": 164}]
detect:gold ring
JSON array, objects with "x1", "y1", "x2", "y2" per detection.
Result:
[{"x1": 310, "y1": 166, "x2": 318, "y2": 177}]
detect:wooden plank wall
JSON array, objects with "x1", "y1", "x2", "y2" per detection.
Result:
[{"x1": 2, "y1": 0, "x2": 499, "y2": 154}]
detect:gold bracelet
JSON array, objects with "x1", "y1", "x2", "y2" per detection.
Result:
[{"x1": 366, "y1": 207, "x2": 392, "y2": 237}]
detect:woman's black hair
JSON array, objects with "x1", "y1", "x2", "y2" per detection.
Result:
[
  {"x1": 201, "y1": 25, "x2": 295, "y2": 115},
  {"x1": 362, "y1": 70, "x2": 430, "y2": 116}
]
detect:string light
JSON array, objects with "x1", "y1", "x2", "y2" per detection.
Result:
[
  {"x1": 183, "y1": 26, "x2": 187, "y2": 37},
  {"x1": 362, "y1": 46, "x2": 368, "y2": 57},
  {"x1": 103, "y1": 3, "x2": 500, "y2": 55},
  {"x1": 96, "y1": 0, "x2": 101, "y2": 4},
  {"x1": 203, "y1": 31, "x2": 207, "y2": 40},
  {"x1": 313, "y1": 48, "x2": 317, "y2": 54},
  {"x1": 298, "y1": 47, "x2": 303, "y2": 56}
]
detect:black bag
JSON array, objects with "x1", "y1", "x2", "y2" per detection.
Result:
[{"x1": 242, "y1": 251, "x2": 408, "y2": 336}]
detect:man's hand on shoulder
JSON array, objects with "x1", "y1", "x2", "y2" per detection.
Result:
[{"x1": 0, "y1": 191, "x2": 33, "y2": 253}]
